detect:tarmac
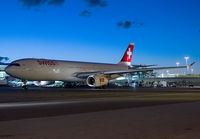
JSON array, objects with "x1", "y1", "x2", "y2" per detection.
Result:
[{"x1": 1, "y1": 87, "x2": 200, "y2": 139}]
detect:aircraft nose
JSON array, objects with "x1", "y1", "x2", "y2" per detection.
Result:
[
  {"x1": 5, "y1": 62, "x2": 22, "y2": 78},
  {"x1": 5, "y1": 66, "x2": 11, "y2": 75}
]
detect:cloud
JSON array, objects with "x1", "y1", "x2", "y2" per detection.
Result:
[
  {"x1": 19, "y1": 0, "x2": 65, "y2": 7},
  {"x1": 80, "y1": 10, "x2": 92, "y2": 17},
  {"x1": 84, "y1": 0, "x2": 107, "y2": 8},
  {"x1": 117, "y1": 20, "x2": 143, "y2": 29},
  {"x1": 124, "y1": 21, "x2": 132, "y2": 28},
  {"x1": 80, "y1": 0, "x2": 107, "y2": 18},
  {"x1": 132, "y1": 21, "x2": 144, "y2": 28},
  {"x1": 0, "y1": 57, "x2": 9, "y2": 62},
  {"x1": 117, "y1": 21, "x2": 123, "y2": 27}
]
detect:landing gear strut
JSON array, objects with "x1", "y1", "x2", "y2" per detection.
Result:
[
  {"x1": 22, "y1": 80, "x2": 28, "y2": 90},
  {"x1": 64, "y1": 82, "x2": 76, "y2": 88}
]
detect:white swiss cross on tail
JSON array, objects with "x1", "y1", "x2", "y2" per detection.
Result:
[
  {"x1": 118, "y1": 42, "x2": 134, "y2": 66},
  {"x1": 127, "y1": 48, "x2": 132, "y2": 60}
]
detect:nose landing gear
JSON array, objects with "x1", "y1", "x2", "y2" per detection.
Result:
[{"x1": 22, "y1": 80, "x2": 28, "y2": 90}]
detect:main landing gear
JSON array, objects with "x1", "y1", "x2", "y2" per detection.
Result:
[{"x1": 64, "y1": 82, "x2": 76, "y2": 88}]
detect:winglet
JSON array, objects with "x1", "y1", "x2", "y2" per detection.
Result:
[{"x1": 187, "y1": 62, "x2": 196, "y2": 68}]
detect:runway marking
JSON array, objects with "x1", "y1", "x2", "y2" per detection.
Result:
[{"x1": 0, "y1": 101, "x2": 84, "y2": 108}]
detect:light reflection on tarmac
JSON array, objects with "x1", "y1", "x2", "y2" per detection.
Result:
[{"x1": 0, "y1": 101, "x2": 82, "y2": 108}]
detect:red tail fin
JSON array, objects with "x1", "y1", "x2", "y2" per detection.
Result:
[{"x1": 118, "y1": 43, "x2": 134, "y2": 66}]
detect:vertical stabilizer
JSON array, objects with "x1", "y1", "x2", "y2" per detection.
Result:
[{"x1": 118, "y1": 42, "x2": 134, "y2": 66}]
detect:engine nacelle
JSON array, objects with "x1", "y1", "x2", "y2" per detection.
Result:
[{"x1": 86, "y1": 74, "x2": 108, "y2": 87}]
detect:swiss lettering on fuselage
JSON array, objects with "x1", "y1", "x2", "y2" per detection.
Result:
[
  {"x1": 99, "y1": 78, "x2": 104, "y2": 82},
  {"x1": 37, "y1": 60, "x2": 57, "y2": 66}
]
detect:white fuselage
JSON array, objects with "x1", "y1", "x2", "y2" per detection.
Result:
[{"x1": 5, "y1": 59, "x2": 128, "y2": 81}]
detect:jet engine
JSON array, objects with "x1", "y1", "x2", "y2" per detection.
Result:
[{"x1": 86, "y1": 74, "x2": 108, "y2": 87}]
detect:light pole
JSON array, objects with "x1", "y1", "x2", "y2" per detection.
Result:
[
  {"x1": 184, "y1": 56, "x2": 189, "y2": 65},
  {"x1": 176, "y1": 62, "x2": 180, "y2": 76},
  {"x1": 184, "y1": 56, "x2": 189, "y2": 74}
]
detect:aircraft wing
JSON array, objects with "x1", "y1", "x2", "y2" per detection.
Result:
[{"x1": 75, "y1": 62, "x2": 196, "y2": 79}]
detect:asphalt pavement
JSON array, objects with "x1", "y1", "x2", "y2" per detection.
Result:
[{"x1": 1, "y1": 87, "x2": 200, "y2": 138}]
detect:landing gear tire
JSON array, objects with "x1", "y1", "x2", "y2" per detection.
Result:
[{"x1": 95, "y1": 86, "x2": 106, "y2": 89}]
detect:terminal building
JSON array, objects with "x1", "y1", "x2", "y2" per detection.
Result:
[
  {"x1": 110, "y1": 69, "x2": 200, "y2": 88},
  {"x1": 0, "y1": 65, "x2": 8, "y2": 86}
]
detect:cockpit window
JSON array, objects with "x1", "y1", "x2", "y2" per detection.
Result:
[{"x1": 10, "y1": 63, "x2": 20, "y2": 66}]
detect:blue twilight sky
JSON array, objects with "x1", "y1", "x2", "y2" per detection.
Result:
[{"x1": 0, "y1": 0, "x2": 200, "y2": 73}]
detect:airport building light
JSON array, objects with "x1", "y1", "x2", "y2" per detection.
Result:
[
  {"x1": 176, "y1": 62, "x2": 180, "y2": 67},
  {"x1": 191, "y1": 68, "x2": 194, "y2": 74},
  {"x1": 161, "y1": 73, "x2": 164, "y2": 78}
]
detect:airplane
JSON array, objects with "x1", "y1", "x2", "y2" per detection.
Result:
[{"x1": 5, "y1": 42, "x2": 195, "y2": 88}]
